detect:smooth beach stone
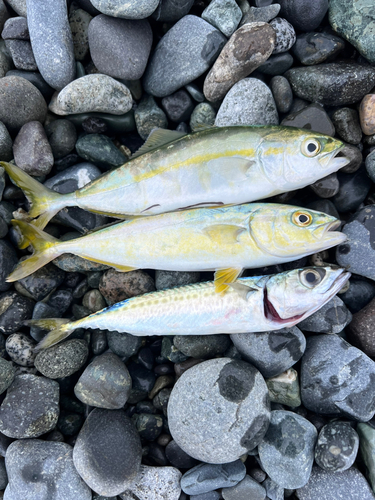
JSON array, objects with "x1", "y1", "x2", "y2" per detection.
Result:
[
  {"x1": 17, "y1": 263, "x2": 65, "y2": 302},
  {"x1": 300, "y1": 334, "x2": 375, "y2": 421},
  {"x1": 173, "y1": 335, "x2": 230, "y2": 359},
  {"x1": 6, "y1": 69, "x2": 54, "y2": 100},
  {"x1": 269, "y1": 17, "x2": 296, "y2": 54},
  {"x1": 360, "y1": 94, "x2": 375, "y2": 135},
  {"x1": 181, "y1": 460, "x2": 246, "y2": 495},
  {"x1": 34, "y1": 339, "x2": 88, "y2": 379},
  {"x1": 339, "y1": 143, "x2": 362, "y2": 173},
  {"x1": 240, "y1": 4, "x2": 280, "y2": 25},
  {"x1": 75, "y1": 133, "x2": 127, "y2": 170},
  {"x1": 270, "y1": 75, "x2": 293, "y2": 113},
  {"x1": 45, "y1": 119, "x2": 77, "y2": 159},
  {"x1": 295, "y1": 465, "x2": 375, "y2": 500},
  {"x1": 0, "y1": 358, "x2": 15, "y2": 395},
  {"x1": 278, "y1": 0, "x2": 328, "y2": 31},
  {"x1": 161, "y1": 337, "x2": 188, "y2": 364},
  {"x1": 143, "y1": 15, "x2": 226, "y2": 98},
  {"x1": 161, "y1": 90, "x2": 194, "y2": 122},
  {"x1": 0, "y1": 76, "x2": 47, "y2": 132},
  {"x1": 107, "y1": 331, "x2": 142, "y2": 359},
  {"x1": 310, "y1": 173, "x2": 339, "y2": 198},
  {"x1": 266, "y1": 368, "x2": 301, "y2": 407},
  {"x1": 69, "y1": 7, "x2": 92, "y2": 61},
  {"x1": 0, "y1": 122, "x2": 12, "y2": 162},
  {"x1": 203, "y1": 22, "x2": 276, "y2": 102},
  {"x1": 297, "y1": 296, "x2": 352, "y2": 334},
  {"x1": 333, "y1": 166, "x2": 371, "y2": 212},
  {"x1": 366, "y1": 150, "x2": 375, "y2": 182},
  {"x1": 152, "y1": 0, "x2": 194, "y2": 22},
  {"x1": 0, "y1": 374, "x2": 59, "y2": 438},
  {"x1": 215, "y1": 78, "x2": 278, "y2": 127},
  {"x1": 165, "y1": 439, "x2": 200, "y2": 469},
  {"x1": 348, "y1": 295, "x2": 375, "y2": 357},
  {"x1": 119, "y1": 465, "x2": 182, "y2": 500},
  {"x1": 90, "y1": 0, "x2": 159, "y2": 19},
  {"x1": 263, "y1": 478, "x2": 283, "y2": 500},
  {"x1": 230, "y1": 327, "x2": 306, "y2": 378},
  {"x1": 50, "y1": 74, "x2": 133, "y2": 115},
  {"x1": 329, "y1": 0, "x2": 375, "y2": 64},
  {"x1": 99, "y1": 269, "x2": 155, "y2": 306},
  {"x1": 358, "y1": 423, "x2": 375, "y2": 492},
  {"x1": 222, "y1": 474, "x2": 266, "y2": 500},
  {"x1": 134, "y1": 94, "x2": 168, "y2": 140},
  {"x1": 0, "y1": 291, "x2": 34, "y2": 334},
  {"x1": 331, "y1": 107, "x2": 362, "y2": 144},
  {"x1": 258, "y1": 410, "x2": 317, "y2": 489},
  {"x1": 4, "y1": 39, "x2": 36, "y2": 70},
  {"x1": 315, "y1": 421, "x2": 359, "y2": 472},
  {"x1": 2, "y1": 17, "x2": 29, "y2": 39},
  {"x1": 292, "y1": 32, "x2": 344, "y2": 66},
  {"x1": 168, "y1": 358, "x2": 270, "y2": 464},
  {"x1": 82, "y1": 289, "x2": 106, "y2": 313},
  {"x1": 190, "y1": 102, "x2": 216, "y2": 131},
  {"x1": 4, "y1": 440, "x2": 91, "y2": 500},
  {"x1": 66, "y1": 110, "x2": 135, "y2": 134},
  {"x1": 281, "y1": 103, "x2": 335, "y2": 136},
  {"x1": 190, "y1": 493, "x2": 221, "y2": 500},
  {"x1": 134, "y1": 413, "x2": 163, "y2": 441},
  {"x1": 0, "y1": 1, "x2": 9, "y2": 32},
  {"x1": 26, "y1": 0, "x2": 75, "y2": 90},
  {"x1": 155, "y1": 270, "x2": 200, "y2": 290},
  {"x1": 74, "y1": 352, "x2": 131, "y2": 409},
  {"x1": 201, "y1": 0, "x2": 242, "y2": 37},
  {"x1": 5, "y1": 0, "x2": 26, "y2": 17},
  {"x1": 5, "y1": 333, "x2": 36, "y2": 367},
  {"x1": 73, "y1": 408, "x2": 142, "y2": 496},
  {"x1": 257, "y1": 51, "x2": 294, "y2": 75},
  {"x1": 340, "y1": 277, "x2": 375, "y2": 314},
  {"x1": 285, "y1": 62, "x2": 375, "y2": 106},
  {"x1": 0, "y1": 241, "x2": 18, "y2": 293},
  {"x1": 88, "y1": 16, "x2": 152, "y2": 80},
  {"x1": 13, "y1": 121, "x2": 53, "y2": 176}
]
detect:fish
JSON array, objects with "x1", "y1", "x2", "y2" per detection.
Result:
[
  {"x1": 7, "y1": 203, "x2": 347, "y2": 293},
  {"x1": 29, "y1": 266, "x2": 351, "y2": 351},
  {"x1": 0, "y1": 126, "x2": 349, "y2": 230}
]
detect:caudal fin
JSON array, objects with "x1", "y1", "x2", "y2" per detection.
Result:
[
  {"x1": 25, "y1": 318, "x2": 77, "y2": 351},
  {"x1": 7, "y1": 220, "x2": 62, "y2": 282}
]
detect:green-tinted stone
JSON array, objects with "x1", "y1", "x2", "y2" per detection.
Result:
[
  {"x1": 358, "y1": 422, "x2": 375, "y2": 493},
  {"x1": 134, "y1": 413, "x2": 164, "y2": 440},
  {"x1": 134, "y1": 94, "x2": 168, "y2": 140},
  {"x1": 76, "y1": 133, "x2": 127, "y2": 170},
  {"x1": 66, "y1": 110, "x2": 135, "y2": 133},
  {"x1": 161, "y1": 337, "x2": 188, "y2": 363},
  {"x1": 0, "y1": 357, "x2": 15, "y2": 394},
  {"x1": 190, "y1": 102, "x2": 216, "y2": 132},
  {"x1": 266, "y1": 368, "x2": 301, "y2": 407}
]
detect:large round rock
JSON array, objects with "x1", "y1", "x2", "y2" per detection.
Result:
[{"x1": 168, "y1": 358, "x2": 270, "y2": 464}]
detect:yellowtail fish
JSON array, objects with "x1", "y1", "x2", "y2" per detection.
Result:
[
  {"x1": 0, "y1": 126, "x2": 349, "y2": 229},
  {"x1": 30, "y1": 266, "x2": 351, "y2": 351},
  {"x1": 8, "y1": 204, "x2": 346, "y2": 293}
]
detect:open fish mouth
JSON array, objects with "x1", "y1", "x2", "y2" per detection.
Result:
[
  {"x1": 319, "y1": 145, "x2": 350, "y2": 169},
  {"x1": 263, "y1": 287, "x2": 304, "y2": 324}
]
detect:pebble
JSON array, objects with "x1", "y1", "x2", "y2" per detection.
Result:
[
  {"x1": 4, "y1": 39, "x2": 37, "y2": 70},
  {"x1": 269, "y1": 18, "x2": 296, "y2": 54},
  {"x1": 266, "y1": 368, "x2": 301, "y2": 407},
  {"x1": 168, "y1": 358, "x2": 270, "y2": 463},
  {"x1": 339, "y1": 143, "x2": 362, "y2": 173},
  {"x1": 165, "y1": 439, "x2": 200, "y2": 469},
  {"x1": 0, "y1": 121, "x2": 12, "y2": 161},
  {"x1": 82, "y1": 289, "x2": 106, "y2": 312},
  {"x1": 331, "y1": 107, "x2": 362, "y2": 144},
  {"x1": 26, "y1": 0, "x2": 76, "y2": 90},
  {"x1": 134, "y1": 413, "x2": 163, "y2": 440},
  {"x1": 257, "y1": 51, "x2": 294, "y2": 75},
  {"x1": 203, "y1": 22, "x2": 276, "y2": 102},
  {"x1": 17, "y1": 263, "x2": 65, "y2": 302},
  {"x1": 5, "y1": 0, "x2": 26, "y2": 18},
  {"x1": 348, "y1": 293, "x2": 375, "y2": 357},
  {"x1": 155, "y1": 270, "x2": 200, "y2": 290},
  {"x1": 285, "y1": 62, "x2": 375, "y2": 106},
  {"x1": 134, "y1": 94, "x2": 168, "y2": 140},
  {"x1": 263, "y1": 478, "x2": 283, "y2": 500},
  {"x1": 44, "y1": 119, "x2": 77, "y2": 159},
  {"x1": 0, "y1": 374, "x2": 59, "y2": 438},
  {"x1": 99, "y1": 269, "x2": 155, "y2": 306},
  {"x1": 119, "y1": 465, "x2": 182, "y2": 500},
  {"x1": 296, "y1": 465, "x2": 375, "y2": 500},
  {"x1": 258, "y1": 410, "x2": 317, "y2": 489},
  {"x1": 66, "y1": 110, "x2": 135, "y2": 134},
  {"x1": 297, "y1": 296, "x2": 352, "y2": 334},
  {"x1": 161, "y1": 90, "x2": 194, "y2": 123},
  {"x1": 230, "y1": 326, "x2": 306, "y2": 378},
  {"x1": 74, "y1": 352, "x2": 132, "y2": 409},
  {"x1": 310, "y1": 173, "x2": 339, "y2": 198},
  {"x1": 0, "y1": 357, "x2": 15, "y2": 395},
  {"x1": 127, "y1": 361, "x2": 156, "y2": 401},
  {"x1": 91, "y1": 329, "x2": 107, "y2": 355},
  {"x1": 143, "y1": 15, "x2": 226, "y2": 98},
  {"x1": 340, "y1": 277, "x2": 375, "y2": 314},
  {"x1": 314, "y1": 421, "x2": 359, "y2": 472},
  {"x1": 240, "y1": 4, "x2": 280, "y2": 25},
  {"x1": 201, "y1": 0, "x2": 242, "y2": 37},
  {"x1": 173, "y1": 335, "x2": 230, "y2": 359},
  {"x1": 180, "y1": 460, "x2": 246, "y2": 495},
  {"x1": 73, "y1": 408, "x2": 142, "y2": 496},
  {"x1": 270, "y1": 75, "x2": 293, "y2": 113},
  {"x1": 215, "y1": 78, "x2": 279, "y2": 127},
  {"x1": 332, "y1": 166, "x2": 372, "y2": 212},
  {"x1": 34, "y1": 339, "x2": 89, "y2": 378},
  {"x1": 190, "y1": 493, "x2": 221, "y2": 500},
  {"x1": 152, "y1": 0, "x2": 193, "y2": 22},
  {"x1": 222, "y1": 474, "x2": 266, "y2": 500},
  {"x1": 69, "y1": 7, "x2": 92, "y2": 61},
  {"x1": 13, "y1": 120, "x2": 53, "y2": 175},
  {"x1": 282, "y1": 102, "x2": 335, "y2": 135},
  {"x1": 90, "y1": 0, "x2": 159, "y2": 19},
  {"x1": 0, "y1": 76, "x2": 47, "y2": 132},
  {"x1": 300, "y1": 334, "x2": 375, "y2": 421},
  {"x1": 6, "y1": 69, "x2": 54, "y2": 101},
  {"x1": 279, "y1": 0, "x2": 328, "y2": 31},
  {"x1": 107, "y1": 330, "x2": 142, "y2": 359},
  {"x1": 360, "y1": 94, "x2": 375, "y2": 135},
  {"x1": 357, "y1": 423, "x2": 375, "y2": 492},
  {"x1": 190, "y1": 103, "x2": 216, "y2": 131},
  {"x1": 366, "y1": 150, "x2": 375, "y2": 182},
  {"x1": 292, "y1": 32, "x2": 344, "y2": 66},
  {"x1": 0, "y1": 291, "x2": 34, "y2": 334},
  {"x1": 5, "y1": 333, "x2": 36, "y2": 367},
  {"x1": 49, "y1": 74, "x2": 133, "y2": 115},
  {"x1": 88, "y1": 16, "x2": 152, "y2": 80},
  {"x1": 0, "y1": 241, "x2": 18, "y2": 293},
  {"x1": 75, "y1": 133, "x2": 127, "y2": 170},
  {"x1": 4, "y1": 439, "x2": 91, "y2": 500}
]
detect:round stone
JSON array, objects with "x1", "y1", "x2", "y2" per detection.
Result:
[
  {"x1": 333, "y1": 166, "x2": 372, "y2": 213},
  {"x1": 278, "y1": 0, "x2": 328, "y2": 31},
  {"x1": 90, "y1": 0, "x2": 159, "y2": 19},
  {"x1": 134, "y1": 94, "x2": 168, "y2": 140},
  {"x1": 270, "y1": 17, "x2": 296, "y2": 54},
  {"x1": 119, "y1": 465, "x2": 182, "y2": 500},
  {"x1": 190, "y1": 102, "x2": 216, "y2": 131},
  {"x1": 17, "y1": 263, "x2": 65, "y2": 302},
  {"x1": 34, "y1": 339, "x2": 89, "y2": 379},
  {"x1": 161, "y1": 89, "x2": 194, "y2": 123},
  {"x1": 99, "y1": 269, "x2": 155, "y2": 306},
  {"x1": 359, "y1": 94, "x2": 375, "y2": 135},
  {"x1": 5, "y1": 333, "x2": 36, "y2": 367},
  {"x1": 314, "y1": 421, "x2": 359, "y2": 472},
  {"x1": 181, "y1": 461, "x2": 246, "y2": 496},
  {"x1": 331, "y1": 107, "x2": 362, "y2": 144},
  {"x1": 201, "y1": 0, "x2": 242, "y2": 37},
  {"x1": 44, "y1": 119, "x2": 77, "y2": 159},
  {"x1": 13, "y1": 120, "x2": 54, "y2": 176},
  {"x1": 168, "y1": 358, "x2": 270, "y2": 463}
]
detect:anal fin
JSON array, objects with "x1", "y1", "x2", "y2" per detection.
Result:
[{"x1": 214, "y1": 267, "x2": 243, "y2": 294}]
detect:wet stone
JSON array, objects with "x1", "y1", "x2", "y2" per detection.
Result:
[
  {"x1": 297, "y1": 296, "x2": 352, "y2": 334},
  {"x1": 278, "y1": 0, "x2": 328, "y2": 31},
  {"x1": 332, "y1": 166, "x2": 372, "y2": 213},
  {"x1": 0, "y1": 374, "x2": 59, "y2": 438},
  {"x1": 201, "y1": 0, "x2": 242, "y2": 37},
  {"x1": 173, "y1": 334, "x2": 230, "y2": 359},
  {"x1": 0, "y1": 241, "x2": 18, "y2": 293},
  {"x1": 331, "y1": 107, "x2": 362, "y2": 144},
  {"x1": 165, "y1": 439, "x2": 200, "y2": 469},
  {"x1": 340, "y1": 277, "x2": 375, "y2": 314},
  {"x1": 82, "y1": 289, "x2": 106, "y2": 313},
  {"x1": 45, "y1": 289, "x2": 72, "y2": 315},
  {"x1": 99, "y1": 269, "x2": 155, "y2": 306},
  {"x1": 5, "y1": 333, "x2": 36, "y2": 367},
  {"x1": 270, "y1": 75, "x2": 293, "y2": 114},
  {"x1": 17, "y1": 263, "x2": 65, "y2": 302},
  {"x1": 281, "y1": 103, "x2": 335, "y2": 136},
  {"x1": 0, "y1": 357, "x2": 15, "y2": 395},
  {"x1": 292, "y1": 32, "x2": 344, "y2": 66},
  {"x1": 270, "y1": 17, "x2": 296, "y2": 54},
  {"x1": 127, "y1": 361, "x2": 156, "y2": 398},
  {"x1": 119, "y1": 465, "x2": 182, "y2": 500},
  {"x1": 0, "y1": 291, "x2": 34, "y2": 334},
  {"x1": 107, "y1": 330, "x2": 142, "y2": 359},
  {"x1": 190, "y1": 103, "x2": 216, "y2": 131},
  {"x1": 300, "y1": 334, "x2": 375, "y2": 421},
  {"x1": 168, "y1": 358, "x2": 270, "y2": 463},
  {"x1": 230, "y1": 326, "x2": 306, "y2": 378},
  {"x1": 34, "y1": 339, "x2": 89, "y2": 379},
  {"x1": 45, "y1": 119, "x2": 77, "y2": 160},
  {"x1": 134, "y1": 413, "x2": 163, "y2": 441},
  {"x1": 266, "y1": 368, "x2": 301, "y2": 408},
  {"x1": 222, "y1": 474, "x2": 266, "y2": 500},
  {"x1": 315, "y1": 421, "x2": 359, "y2": 472},
  {"x1": 258, "y1": 410, "x2": 317, "y2": 489},
  {"x1": 134, "y1": 94, "x2": 168, "y2": 141},
  {"x1": 360, "y1": 94, "x2": 375, "y2": 136},
  {"x1": 75, "y1": 133, "x2": 127, "y2": 170}
]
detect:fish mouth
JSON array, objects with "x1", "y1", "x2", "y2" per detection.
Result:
[
  {"x1": 313, "y1": 219, "x2": 347, "y2": 246},
  {"x1": 264, "y1": 287, "x2": 304, "y2": 324},
  {"x1": 319, "y1": 145, "x2": 350, "y2": 170}
]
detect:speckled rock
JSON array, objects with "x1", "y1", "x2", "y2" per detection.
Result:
[
  {"x1": 4, "y1": 39, "x2": 36, "y2": 70},
  {"x1": 152, "y1": 0, "x2": 194, "y2": 22},
  {"x1": 281, "y1": 103, "x2": 335, "y2": 136},
  {"x1": 221, "y1": 474, "x2": 266, "y2": 500},
  {"x1": 292, "y1": 32, "x2": 344, "y2": 66},
  {"x1": 13, "y1": 120, "x2": 53, "y2": 175},
  {"x1": 360, "y1": 94, "x2": 375, "y2": 135},
  {"x1": 119, "y1": 465, "x2": 182, "y2": 500},
  {"x1": 75, "y1": 133, "x2": 127, "y2": 170},
  {"x1": 0, "y1": 374, "x2": 59, "y2": 438},
  {"x1": 0, "y1": 122, "x2": 12, "y2": 161},
  {"x1": 181, "y1": 460, "x2": 246, "y2": 495},
  {"x1": 279, "y1": 0, "x2": 328, "y2": 31},
  {"x1": 107, "y1": 330, "x2": 142, "y2": 359},
  {"x1": 90, "y1": 0, "x2": 159, "y2": 19},
  {"x1": 297, "y1": 296, "x2": 352, "y2": 334},
  {"x1": 203, "y1": 22, "x2": 276, "y2": 102},
  {"x1": 331, "y1": 107, "x2": 362, "y2": 144},
  {"x1": 0, "y1": 241, "x2": 18, "y2": 293},
  {"x1": 69, "y1": 7, "x2": 92, "y2": 61},
  {"x1": 270, "y1": 17, "x2": 296, "y2": 54},
  {"x1": 74, "y1": 352, "x2": 132, "y2": 409},
  {"x1": 300, "y1": 334, "x2": 375, "y2": 421},
  {"x1": 34, "y1": 339, "x2": 89, "y2": 379},
  {"x1": 190, "y1": 102, "x2": 216, "y2": 131},
  {"x1": 262, "y1": 478, "x2": 283, "y2": 500},
  {"x1": 99, "y1": 269, "x2": 155, "y2": 306},
  {"x1": 173, "y1": 334, "x2": 230, "y2": 359},
  {"x1": 155, "y1": 270, "x2": 200, "y2": 290},
  {"x1": 17, "y1": 263, "x2": 65, "y2": 302},
  {"x1": 6, "y1": 68, "x2": 54, "y2": 100},
  {"x1": 201, "y1": 0, "x2": 242, "y2": 37},
  {"x1": 266, "y1": 368, "x2": 301, "y2": 407},
  {"x1": 168, "y1": 358, "x2": 270, "y2": 463},
  {"x1": 134, "y1": 94, "x2": 168, "y2": 140},
  {"x1": 0, "y1": 357, "x2": 15, "y2": 395},
  {"x1": 5, "y1": 333, "x2": 36, "y2": 367},
  {"x1": 314, "y1": 421, "x2": 359, "y2": 472},
  {"x1": 0, "y1": 291, "x2": 34, "y2": 334},
  {"x1": 258, "y1": 410, "x2": 317, "y2": 489}
]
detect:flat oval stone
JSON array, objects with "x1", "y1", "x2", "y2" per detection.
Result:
[
  {"x1": 34, "y1": 339, "x2": 89, "y2": 378},
  {"x1": 279, "y1": 0, "x2": 328, "y2": 31},
  {"x1": 281, "y1": 103, "x2": 335, "y2": 136},
  {"x1": 91, "y1": 0, "x2": 159, "y2": 19},
  {"x1": 315, "y1": 421, "x2": 359, "y2": 472},
  {"x1": 181, "y1": 460, "x2": 246, "y2": 495},
  {"x1": 143, "y1": 15, "x2": 227, "y2": 98},
  {"x1": 26, "y1": 0, "x2": 76, "y2": 90},
  {"x1": 168, "y1": 358, "x2": 270, "y2": 463},
  {"x1": 5, "y1": 332, "x2": 36, "y2": 367},
  {"x1": 201, "y1": 0, "x2": 242, "y2": 37},
  {"x1": 258, "y1": 410, "x2": 317, "y2": 489},
  {"x1": 222, "y1": 474, "x2": 266, "y2": 500},
  {"x1": 0, "y1": 291, "x2": 34, "y2": 334},
  {"x1": 13, "y1": 120, "x2": 54, "y2": 175},
  {"x1": 119, "y1": 465, "x2": 182, "y2": 500},
  {"x1": 331, "y1": 107, "x2": 362, "y2": 144},
  {"x1": 360, "y1": 94, "x2": 375, "y2": 135},
  {"x1": 257, "y1": 51, "x2": 294, "y2": 75},
  {"x1": 270, "y1": 75, "x2": 293, "y2": 113},
  {"x1": 73, "y1": 408, "x2": 142, "y2": 497},
  {"x1": 292, "y1": 32, "x2": 344, "y2": 65},
  {"x1": 0, "y1": 357, "x2": 15, "y2": 395}
]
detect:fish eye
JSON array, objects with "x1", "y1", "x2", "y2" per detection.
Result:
[
  {"x1": 299, "y1": 268, "x2": 326, "y2": 288},
  {"x1": 301, "y1": 138, "x2": 321, "y2": 157},
  {"x1": 292, "y1": 211, "x2": 313, "y2": 227}
]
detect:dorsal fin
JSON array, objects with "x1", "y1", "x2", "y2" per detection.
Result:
[{"x1": 131, "y1": 129, "x2": 187, "y2": 159}]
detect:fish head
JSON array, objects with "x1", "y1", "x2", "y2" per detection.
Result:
[
  {"x1": 263, "y1": 266, "x2": 351, "y2": 328},
  {"x1": 249, "y1": 204, "x2": 347, "y2": 258},
  {"x1": 258, "y1": 127, "x2": 350, "y2": 189}
]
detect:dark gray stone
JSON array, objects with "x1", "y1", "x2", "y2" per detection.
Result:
[
  {"x1": 310, "y1": 173, "x2": 339, "y2": 198},
  {"x1": 134, "y1": 94, "x2": 168, "y2": 140},
  {"x1": 0, "y1": 121, "x2": 12, "y2": 161},
  {"x1": 366, "y1": 150, "x2": 375, "y2": 182},
  {"x1": 0, "y1": 241, "x2": 18, "y2": 293},
  {"x1": 34, "y1": 339, "x2": 89, "y2": 379},
  {"x1": 6, "y1": 69, "x2": 55, "y2": 100},
  {"x1": 17, "y1": 263, "x2": 65, "y2": 302},
  {"x1": 181, "y1": 460, "x2": 246, "y2": 495},
  {"x1": 134, "y1": 413, "x2": 163, "y2": 441},
  {"x1": 13, "y1": 120, "x2": 54, "y2": 175},
  {"x1": 281, "y1": 103, "x2": 335, "y2": 136},
  {"x1": 165, "y1": 439, "x2": 200, "y2": 469},
  {"x1": 340, "y1": 277, "x2": 375, "y2": 314},
  {"x1": 339, "y1": 143, "x2": 362, "y2": 174},
  {"x1": 66, "y1": 110, "x2": 135, "y2": 134},
  {"x1": 270, "y1": 17, "x2": 296, "y2": 54},
  {"x1": 270, "y1": 75, "x2": 293, "y2": 113},
  {"x1": 161, "y1": 90, "x2": 194, "y2": 122},
  {"x1": 258, "y1": 410, "x2": 317, "y2": 489},
  {"x1": 75, "y1": 133, "x2": 127, "y2": 170},
  {"x1": 298, "y1": 296, "x2": 352, "y2": 334},
  {"x1": 331, "y1": 107, "x2": 362, "y2": 144},
  {"x1": 201, "y1": 0, "x2": 242, "y2": 37},
  {"x1": 29, "y1": 301, "x2": 60, "y2": 342},
  {"x1": 190, "y1": 102, "x2": 216, "y2": 131},
  {"x1": 45, "y1": 119, "x2": 77, "y2": 159},
  {"x1": 222, "y1": 474, "x2": 266, "y2": 500},
  {"x1": 257, "y1": 51, "x2": 294, "y2": 75},
  {"x1": 1, "y1": 17, "x2": 28, "y2": 39},
  {"x1": 73, "y1": 408, "x2": 142, "y2": 496},
  {"x1": 152, "y1": 0, "x2": 193, "y2": 22},
  {"x1": 266, "y1": 367, "x2": 301, "y2": 408},
  {"x1": 0, "y1": 357, "x2": 15, "y2": 395},
  {"x1": 0, "y1": 1, "x2": 9, "y2": 33},
  {"x1": 240, "y1": 4, "x2": 280, "y2": 25},
  {"x1": 0, "y1": 291, "x2": 34, "y2": 334},
  {"x1": 279, "y1": 0, "x2": 328, "y2": 31},
  {"x1": 332, "y1": 166, "x2": 372, "y2": 213},
  {"x1": 4, "y1": 39, "x2": 37, "y2": 70},
  {"x1": 155, "y1": 270, "x2": 200, "y2": 290},
  {"x1": 292, "y1": 32, "x2": 344, "y2": 65},
  {"x1": 5, "y1": 333, "x2": 36, "y2": 367},
  {"x1": 301, "y1": 334, "x2": 375, "y2": 421},
  {"x1": 4, "y1": 0, "x2": 26, "y2": 17},
  {"x1": 315, "y1": 421, "x2": 359, "y2": 472},
  {"x1": 107, "y1": 331, "x2": 142, "y2": 359},
  {"x1": 173, "y1": 334, "x2": 230, "y2": 359},
  {"x1": 69, "y1": 7, "x2": 92, "y2": 61}
]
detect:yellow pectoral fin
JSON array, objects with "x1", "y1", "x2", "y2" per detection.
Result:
[
  {"x1": 227, "y1": 282, "x2": 258, "y2": 300},
  {"x1": 77, "y1": 254, "x2": 138, "y2": 273},
  {"x1": 214, "y1": 267, "x2": 243, "y2": 294},
  {"x1": 204, "y1": 224, "x2": 246, "y2": 246}
]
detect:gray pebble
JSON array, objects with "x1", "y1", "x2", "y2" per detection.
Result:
[
  {"x1": 357, "y1": 423, "x2": 375, "y2": 492},
  {"x1": 75, "y1": 133, "x2": 127, "y2": 170},
  {"x1": 201, "y1": 0, "x2": 242, "y2": 37},
  {"x1": 82, "y1": 289, "x2": 106, "y2": 312},
  {"x1": 155, "y1": 270, "x2": 200, "y2": 290},
  {"x1": 69, "y1": 7, "x2": 92, "y2": 61},
  {"x1": 331, "y1": 108, "x2": 362, "y2": 145},
  {"x1": 0, "y1": 1, "x2": 9, "y2": 32},
  {"x1": 119, "y1": 465, "x2": 182, "y2": 500},
  {"x1": 0, "y1": 121, "x2": 12, "y2": 161},
  {"x1": 190, "y1": 102, "x2": 216, "y2": 131},
  {"x1": 0, "y1": 240, "x2": 18, "y2": 293},
  {"x1": 270, "y1": 17, "x2": 296, "y2": 54},
  {"x1": 1, "y1": 16, "x2": 28, "y2": 40},
  {"x1": 298, "y1": 296, "x2": 352, "y2": 334},
  {"x1": 4, "y1": 0, "x2": 26, "y2": 17},
  {"x1": 222, "y1": 474, "x2": 266, "y2": 500},
  {"x1": 263, "y1": 478, "x2": 284, "y2": 500},
  {"x1": 333, "y1": 166, "x2": 372, "y2": 212},
  {"x1": 90, "y1": 0, "x2": 159, "y2": 19},
  {"x1": 4, "y1": 39, "x2": 36, "y2": 70},
  {"x1": 6, "y1": 68, "x2": 54, "y2": 99},
  {"x1": 173, "y1": 334, "x2": 230, "y2": 359},
  {"x1": 240, "y1": 4, "x2": 280, "y2": 25},
  {"x1": 339, "y1": 144, "x2": 362, "y2": 174},
  {"x1": 44, "y1": 119, "x2": 77, "y2": 159},
  {"x1": 17, "y1": 263, "x2": 65, "y2": 302},
  {"x1": 281, "y1": 103, "x2": 335, "y2": 136},
  {"x1": 190, "y1": 493, "x2": 221, "y2": 500},
  {"x1": 5, "y1": 333, "x2": 36, "y2": 367},
  {"x1": 161, "y1": 90, "x2": 194, "y2": 123},
  {"x1": 310, "y1": 173, "x2": 339, "y2": 198},
  {"x1": 152, "y1": 0, "x2": 194, "y2": 22},
  {"x1": 99, "y1": 269, "x2": 155, "y2": 306},
  {"x1": 134, "y1": 94, "x2": 168, "y2": 140},
  {"x1": 13, "y1": 120, "x2": 54, "y2": 175},
  {"x1": 315, "y1": 421, "x2": 359, "y2": 472},
  {"x1": 181, "y1": 460, "x2": 246, "y2": 495},
  {"x1": 34, "y1": 339, "x2": 89, "y2": 379},
  {"x1": 107, "y1": 330, "x2": 142, "y2": 359},
  {"x1": 270, "y1": 75, "x2": 293, "y2": 113},
  {"x1": 0, "y1": 357, "x2": 15, "y2": 395},
  {"x1": 279, "y1": 0, "x2": 328, "y2": 31},
  {"x1": 257, "y1": 51, "x2": 293, "y2": 75},
  {"x1": 0, "y1": 291, "x2": 34, "y2": 334},
  {"x1": 292, "y1": 32, "x2": 344, "y2": 66}
]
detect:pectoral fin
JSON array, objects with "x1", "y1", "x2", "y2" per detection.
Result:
[
  {"x1": 204, "y1": 225, "x2": 246, "y2": 246},
  {"x1": 131, "y1": 129, "x2": 187, "y2": 159},
  {"x1": 214, "y1": 267, "x2": 243, "y2": 294},
  {"x1": 226, "y1": 282, "x2": 258, "y2": 300}
]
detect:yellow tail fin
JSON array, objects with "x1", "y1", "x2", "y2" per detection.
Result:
[
  {"x1": 25, "y1": 318, "x2": 76, "y2": 351},
  {"x1": 7, "y1": 220, "x2": 62, "y2": 282}
]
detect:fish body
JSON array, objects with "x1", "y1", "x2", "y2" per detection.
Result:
[
  {"x1": 0, "y1": 126, "x2": 349, "y2": 228},
  {"x1": 31, "y1": 266, "x2": 351, "y2": 350}
]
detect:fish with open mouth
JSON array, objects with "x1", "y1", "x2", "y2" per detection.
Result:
[
  {"x1": 8, "y1": 203, "x2": 346, "y2": 293},
  {"x1": 0, "y1": 126, "x2": 349, "y2": 229},
  {"x1": 29, "y1": 266, "x2": 351, "y2": 351}
]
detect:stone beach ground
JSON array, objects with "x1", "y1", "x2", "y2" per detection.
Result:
[{"x1": 1, "y1": 0, "x2": 375, "y2": 498}]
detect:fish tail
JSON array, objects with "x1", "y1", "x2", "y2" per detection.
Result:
[
  {"x1": 7, "y1": 220, "x2": 62, "y2": 282},
  {"x1": 25, "y1": 318, "x2": 78, "y2": 351},
  {"x1": 0, "y1": 161, "x2": 73, "y2": 229}
]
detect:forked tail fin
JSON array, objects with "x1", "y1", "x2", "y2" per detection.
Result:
[
  {"x1": 7, "y1": 220, "x2": 62, "y2": 282},
  {"x1": 25, "y1": 318, "x2": 77, "y2": 351}
]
